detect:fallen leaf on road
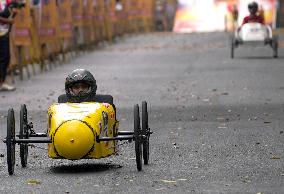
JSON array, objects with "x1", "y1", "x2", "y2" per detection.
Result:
[
  {"x1": 242, "y1": 179, "x2": 251, "y2": 183},
  {"x1": 161, "y1": 180, "x2": 177, "y2": 183},
  {"x1": 270, "y1": 156, "x2": 280, "y2": 160},
  {"x1": 27, "y1": 179, "x2": 41, "y2": 185},
  {"x1": 156, "y1": 188, "x2": 166, "y2": 191}
]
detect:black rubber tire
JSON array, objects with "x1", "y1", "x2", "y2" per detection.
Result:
[
  {"x1": 231, "y1": 38, "x2": 235, "y2": 59},
  {"x1": 20, "y1": 104, "x2": 28, "y2": 167},
  {"x1": 6, "y1": 108, "x2": 16, "y2": 175},
  {"x1": 134, "y1": 104, "x2": 142, "y2": 171},
  {"x1": 270, "y1": 36, "x2": 278, "y2": 58},
  {"x1": 142, "y1": 101, "x2": 149, "y2": 165},
  {"x1": 273, "y1": 41, "x2": 278, "y2": 58}
]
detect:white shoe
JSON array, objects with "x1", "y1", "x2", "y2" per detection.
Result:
[{"x1": 0, "y1": 83, "x2": 16, "y2": 91}]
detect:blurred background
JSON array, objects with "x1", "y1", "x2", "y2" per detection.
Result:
[
  {"x1": 1, "y1": 0, "x2": 283, "y2": 80},
  {"x1": 173, "y1": 0, "x2": 282, "y2": 33}
]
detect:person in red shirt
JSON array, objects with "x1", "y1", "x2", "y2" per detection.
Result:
[{"x1": 242, "y1": 1, "x2": 264, "y2": 25}]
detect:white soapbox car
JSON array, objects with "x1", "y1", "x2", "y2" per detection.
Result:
[{"x1": 231, "y1": 23, "x2": 278, "y2": 58}]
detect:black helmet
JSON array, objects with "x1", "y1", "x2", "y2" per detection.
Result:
[
  {"x1": 248, "y1": 2, "x2": 258, "y2": 11},
  {"x1": 65, "y1": 69, "x2": 97, "y2": 103}
]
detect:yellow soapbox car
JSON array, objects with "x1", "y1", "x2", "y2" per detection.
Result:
[{"x1": 4, "y1": 94, "x2": 152, "y2": 175}]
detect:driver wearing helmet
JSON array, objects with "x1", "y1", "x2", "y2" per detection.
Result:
[
  {"x1": 242, "y1": 1, "x2": 264, "y2": 25},
  {"x1": 65, "y1": 69, "x2": 97, "y2": 103}
]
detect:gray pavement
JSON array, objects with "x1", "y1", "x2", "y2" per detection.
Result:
[{"x1": 0, "y1": 32, "x2": 284, "y2": 194}]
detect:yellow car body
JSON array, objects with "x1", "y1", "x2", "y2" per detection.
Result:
[{"x1": 47, "y1": 102, "x2": 118, "y2": 160}]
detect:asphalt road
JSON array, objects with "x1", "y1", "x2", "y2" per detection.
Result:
[{"x1": 0, "y1": 32, "x2": 283, "y2": 194}]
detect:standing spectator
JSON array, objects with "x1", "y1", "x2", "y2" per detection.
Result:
[
  {"x1": 232, "y1": 4, "x2": 239, "y2": 29},
  {"x1": 0, "y1": 0, "x2": 17, "y2": 91},
  {"x1": 258, "y1": 5, "x2": 264, "y2": 22},
  {"x1": 155, "y1": 0, "x2": 168, "y2": 31},
  {"x1": 165, "y1": 0, "x2": 177, "y2": 31}
]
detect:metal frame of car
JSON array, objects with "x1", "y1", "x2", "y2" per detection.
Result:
[{"x1": 4, "y1": 101, "x2": 152, "y2": 175}]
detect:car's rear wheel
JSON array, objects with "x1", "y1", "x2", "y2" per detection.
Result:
[
  {"x1": 134, "y1": 104, "x2": 142, "y2": 171},
  {"x1": 142, "y1": 101, "x2": 149, "y2": 165},
  {"x1": 20, "y1": 104, "x2": 29, "y2": 167}
]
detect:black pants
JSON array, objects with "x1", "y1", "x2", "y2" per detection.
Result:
[{"x1": 0, "y1": 35, "x2": 10, "y2": 83}]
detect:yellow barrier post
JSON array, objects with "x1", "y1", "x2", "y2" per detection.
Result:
[
  {"x1": 30, "y1": 5, "x2": 42, "y2": 74},
  {"x1": 131, "y1": 1, "x2": 139, "y2": 33},
  {"x1": 83, "y1": 0, "x2": 96, "y2": 49},
  {"x1": 120, "y1": 0, "x2": 129, "y2": 35},
  {"x1": 72, "y1": 0, "x2": 84, "y2": 54},
  {"x1": 127, "y1": 1, "x2": 135, "y2": 33},
  {"x1": 95, "y1": 0, "x2": 107, "y2": 42},
  {"x1": 58, "y1": 0, "x2": 73, "y2": 63},
  {"x1": 146, "y1": 0, "x2": 155, "y2": 32},
  {"x1": 104, "y1": 0, "x2": 116, "y2": 42},
  {"x1": 115, "y1": 0, "x2": 124, "y2": 37},
  {"x1": 11, "y1": 0, "x2": 32, "y2": 80},
  {"x1": 123, "y1": 0, "x2": 131, "y2": 33},
  {"x1": 37, "y1": 0, "x2": 59, "y2": 72}
]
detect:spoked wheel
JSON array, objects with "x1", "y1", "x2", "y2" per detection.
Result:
[
  {"x1": 142, "y1": 101, "x2": 150, "y2": 165},
  {"x1": 6, "y1": 108, "x2": 16, "y2": 175},
  {"x1": 134, "y1": 104, "x2": 142, "y2": 171},
  {"x1": 20, "y1": 104, "x2": 29, "y2": 167}
]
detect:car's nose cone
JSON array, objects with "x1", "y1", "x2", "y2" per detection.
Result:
[{"x1": 53, "y1": 120, "x2": 95, "y2": 160}]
